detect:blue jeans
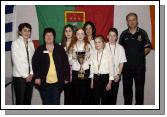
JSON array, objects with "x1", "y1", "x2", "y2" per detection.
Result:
[{"x1": 39, "y1": 82, "x2": 63, "y2": 105}]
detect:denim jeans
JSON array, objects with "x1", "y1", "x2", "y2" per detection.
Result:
[{"x1": 39, "y1": 82, "x2": 64, "y2": 105}]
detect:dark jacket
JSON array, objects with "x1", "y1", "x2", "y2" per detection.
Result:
[{"x1": 32, "y1": 43, "x2": 70, "y2": 84}]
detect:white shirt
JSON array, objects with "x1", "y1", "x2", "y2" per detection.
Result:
[
  {"x1": 89, "y1": 40, "x2": 95, "y2": 59},
  {"x1": 63, "y1": 46, "x2": 71, "y2": 65},
  {"x1": 89, "y1": 39, "x2": 95, "y2": 50},
  {"x1": 106, "y1": 43, "x2": 127, "y2": 76},
  {"x1": 11, "y1": 36, "x2": 35, "y2": 78},
  {"x1": 69, "y1": 43, "x2": 91, "y2": 71},
  {"x1": 90, "y1": 47, "x2": 114, "y2": 80}
]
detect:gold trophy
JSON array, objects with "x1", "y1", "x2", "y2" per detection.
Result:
[{"x1": 76, "y1": 51, "x2": 85, "y2": 79}]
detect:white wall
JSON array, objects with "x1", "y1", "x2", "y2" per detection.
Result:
[{"x1": 114, "y1": 5, "x2": 155, "y2": 104}]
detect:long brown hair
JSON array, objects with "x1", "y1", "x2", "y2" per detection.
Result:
[
  {"x1": 69, "y1": 28, "x2": 89, "y2": 51},
  {"x1": 61, "y1": 24, "x2": 76, "y2": 53},
  {"x1": 83, "y1": 21, "x2": 96, "y2": 39}
]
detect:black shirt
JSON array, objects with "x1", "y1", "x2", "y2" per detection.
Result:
[{"x1": 119, "y1": 27, "x2": 151, "y2": 68}]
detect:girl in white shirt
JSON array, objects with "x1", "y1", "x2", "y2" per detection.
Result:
[
  {"x1": 106, "y1": 28, "x2": 127, "y2": 105},
  {"x1": 11, "y1": 23, "x2": 35, "y2": 105},
  {"x1": 83, "y1": 21, "x2": 96, "y2": 104},
  {"x1": 83, "y1": 21, "x2": 96, "y2": 50},
  {"x1": 90, "y1": 35, "x2": 114, "y2": 105},
  {"x1": 69, "y1": 28, "x2": 91, "y2": 105},
  {"x1": 61, "y1": 24, "x2": 75, "y2": 105}
]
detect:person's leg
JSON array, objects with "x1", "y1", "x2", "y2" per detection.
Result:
[
  {"x1": 80, "y1": 79, "x2": 87, "y2": 105},
  {"x1": 101, "y1": 75, "x2": 109, "y2": 105},
  {"x1": 38, "y1": 83, "x2": 47, "y2": 105},
  {"x1": 75, "y1": 80, "x2": 82, "y2": 104},
  {"x1": 134, "y1": 66, "x2": 145, "y2": 105},
  {"x1": 64, "y1": 83, "x2": 71, "y2": 105},
  {"x1": 81, "y1": 69, "x2": 91, "y2": 105},
  {"x1": 93, "y1": 76, "x2": 101, "y2": 105},
  {"x1": 70, "y1": 81, "x2": 75, "y2": 104},
  {"x1": 107, "y1": 81, "x2": 120, "y2": 105},
  {"x1": 54, "y1": 83, "x2": 63, "y2": 105},
  {"x1": 43, "y1": 84, "x2": 62, "y2": 105},
  {"x1": 122, "y1": 68, "x2": 134, "y2": 105},
  {"x1": 84, "y1": 69, "x2": 93, "y2": 105},
  {"x1": 85, "y1": 78, "x2": 92, "y2": 105},
  {"x1": 86, "y1": 78, "x2": 95, "y2": 105},
  {"x1": 13, "y1": 77, "x2": 26, "y2": 105},
  {"x1": 72, "y1": 71, "x2": 81, "y2": 105},
  {"x1": 23, "y1": 81, "x2": 33, "y2": 105}
]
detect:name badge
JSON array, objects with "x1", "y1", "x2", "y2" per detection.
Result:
[
  {"x1": 125, "y1": 38, "x2": 129, "y2": 40},
  {"x1": 137, "y1": 35, "x2": 142, "y2": 42},
  {"x1": 43, "y1": 50, "x2": 49, "y2": 53}
]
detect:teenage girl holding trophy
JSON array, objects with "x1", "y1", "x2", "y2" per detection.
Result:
[{"x1": 69, "y1": 28, "x2": 91, "y2": 105}]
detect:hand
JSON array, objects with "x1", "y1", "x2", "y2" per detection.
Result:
[
  {"x1": 114, "y1": 74, "x2": 120, "y2": 83},
  {"x1": 35, "y1": 79, "x2": 41, "y2": 86},
  {"x1": 106, "y1": 82, "x2": 112, "y2": 91},
  {"x1": 65, "y1": 80, "x2": 69, "y2": 84},
  {"x1": 85, "y1": 51, "x2": 90, "y2": 59},
  {"x1": 72, "y1": 51, "x2": 77, "y2": 59},
  {"x1": 26, "y1": 74, "x2": 33, "y2": 82},
  {"x1": 90, "y1": 80, "x2": 94, "y2": 89}
]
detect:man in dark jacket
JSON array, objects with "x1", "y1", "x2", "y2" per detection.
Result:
[{"x1": 119, "y1": 13, "x2": 151, "y2": 105}]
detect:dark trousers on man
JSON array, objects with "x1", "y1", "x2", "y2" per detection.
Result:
[
  {"x1": 13, "y1": 77, "x2": 33, "y2": 105},
  {"x1": 122, "y1": 66, "x2": 145, "y2": 105},
  {"x1": 106, "y1": 81, "x2": 120, "y2": 105},
  {"x1": 93, "y1": 74, "x2": 109, "y2": 105}
]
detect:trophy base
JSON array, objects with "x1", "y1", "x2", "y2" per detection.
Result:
[{"x1": 78, "y1": 73, "x2": 85, "y2": 79}]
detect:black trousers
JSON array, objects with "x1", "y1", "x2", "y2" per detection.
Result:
[
  {"x1": 72, "y1": 69, "x2": 90, "y2": 105},
  {"x1": 106, "y1": 81, "x2": 120, "y2": 105},
  {"x1": 122, "y1": 66, "x2": 145, "y2": 105},
  {"x1": 64, "y1": 82, "x2": 74, "y2": 105},
  {"x1": 87, "y1": 78, "x2": 95, "y2": 105},
  {"x1": 93, "y1": 74, "x2": 109, "y2": 105},
  {"x1": 13, "y1": 77, "x2": 33, "y2": 105}
]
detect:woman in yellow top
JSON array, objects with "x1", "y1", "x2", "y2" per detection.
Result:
[{"x1": 32, "y1": 27, "x2": 70, "y2": 105}]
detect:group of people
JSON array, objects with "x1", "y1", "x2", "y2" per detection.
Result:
[{"x1": 11, "y1": 12, "x2": 151, "y2": 105}]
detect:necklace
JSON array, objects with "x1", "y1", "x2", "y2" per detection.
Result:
[
  {"x1": 97, "y1": 49, "x2": 104, "y2": 75},
  {"x1": 109, "y1": 43, "x2": 116, "y2": 75}
]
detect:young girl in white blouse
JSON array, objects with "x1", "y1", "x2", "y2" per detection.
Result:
[
  {"x1": 83, "y1": 21, "x2": 97, "y2": 105},
  {"x1": 106, "y1": 28, "x2": 127, "y2": 105},
  {"x1": 11, "y1": 23, "x2": 35, "y2": 105},
  {"x1": 83, "y1": 21, "x2": 96, "y2": 50},
  {"x1": 69, "y1": 28, "x2": 91, "y2": 105},
  {"x1": 61, "y1": 24, "x2": 75, "y2": 105},
  {"x1": 90, "y1": 35, "x2": 114, "y2": 105}
]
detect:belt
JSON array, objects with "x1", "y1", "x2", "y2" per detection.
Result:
[{"x1": 94, "y1": 74, "x2": 109, "y2": 78}]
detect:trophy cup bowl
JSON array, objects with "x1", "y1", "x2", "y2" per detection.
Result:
[{"x1": 76, "y1": 52, "x2": 85, "y2": 79}]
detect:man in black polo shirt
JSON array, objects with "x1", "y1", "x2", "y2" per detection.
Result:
[{"x1": 119, "y1": 12, "x2": 151, "y2": 105}]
